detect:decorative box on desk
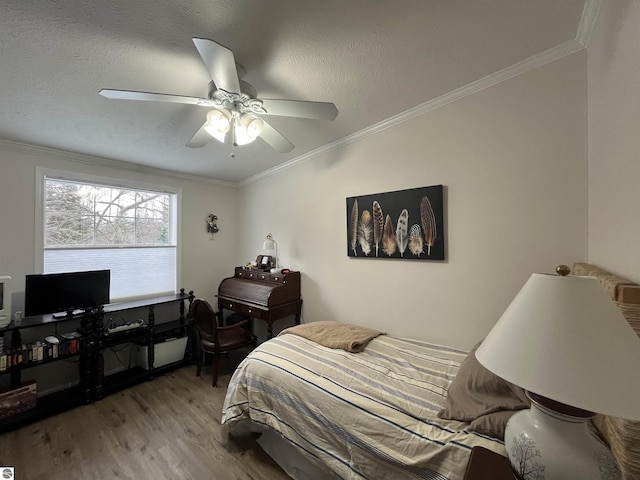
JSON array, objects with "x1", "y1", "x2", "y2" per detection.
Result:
[{"x1": 217, "y1": 267, "x2": 302, "y2": 339}]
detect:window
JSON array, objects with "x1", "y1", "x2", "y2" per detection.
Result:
[{"x1": 36, "y1": 168, "x2": 180, "y2": 302}]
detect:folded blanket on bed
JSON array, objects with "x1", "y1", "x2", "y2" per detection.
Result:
[{"x1": 278, "y1": 321, "x2": 385, "y2": 352}]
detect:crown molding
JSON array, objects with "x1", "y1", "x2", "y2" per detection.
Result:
[
  {"x1": 239, "y1": 38, "x2": 585, "y2": 187},
  {"x1": 576, "y1": 0, "x2": 603, "y2": 48},
  {"x1": 0, "y1": 138, "x2": 236, "y2": 188}
]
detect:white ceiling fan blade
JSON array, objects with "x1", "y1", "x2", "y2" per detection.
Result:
[
  {"x1": 259, "y1": 98, "x2": 338, "y2": 120},
  {"x1": 259, "y1": 120, "x2": 295, "y2": 153},
  {"x1": 192, "y1": 38, "x2": 241, "y2": 94},
  {"x1": 99, "y1": 89, "x2": 211, "y2": 105},
  {"x1": 186, "y1": 123, "x2": 213, "y2": 148}
]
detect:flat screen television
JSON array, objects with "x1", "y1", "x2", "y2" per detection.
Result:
[{"x1": 24, "y1": 270, "x2": 110, "y2": 318}]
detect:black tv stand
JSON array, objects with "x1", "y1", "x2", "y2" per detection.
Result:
[{"x1": 0, "y1": 289, "x2": 195, "y2": 433}]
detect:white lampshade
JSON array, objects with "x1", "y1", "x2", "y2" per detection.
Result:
[
  {"x1": 262, "y1": 235, "x2": 276, "y2": 252},
  {"x1": 262, "y1": 233, "x2": 278, "y2": 268},
  {"x1": 476, "y1": 272, "x2": 640, "y2": 420},
  {"x1": 204, "y1": 109, "x2": 231, "y2": 143},
  {"x1": 234, "y1": 113, "x2": 264, "y2": 145}
]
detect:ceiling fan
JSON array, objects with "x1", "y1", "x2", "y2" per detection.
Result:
[{"x1": 99, "y1": 38, "x2": 338, "y2": 154}]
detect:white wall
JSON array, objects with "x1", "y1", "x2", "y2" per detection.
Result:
[
  {"x1": 587, "y1": 0, "x2": 640, "y2": 283},
  {"x1": 0, "y1": 143, "x2": 240, "y2": 311},
  {"x1": 238, "y1": 52, "x2": 588, "y2": 349}
]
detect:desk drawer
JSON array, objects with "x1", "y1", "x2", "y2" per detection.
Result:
[
  {"x1": 220, "y1": 300, "x2": 242, "y2": 313},
  {"x1": 241, "y1": 305, "x2": 264, "y2": 319},
  {"x1": 220, "y1": 300, "x2": 265, "y2": 320}
]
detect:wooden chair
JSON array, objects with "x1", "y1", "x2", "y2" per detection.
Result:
[{"x1": 190, "y1": 298, "x2": 258, "y2": 387}]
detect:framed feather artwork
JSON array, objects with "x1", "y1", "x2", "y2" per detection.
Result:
[{"x1": 346, "y1": 185, "x2": 445, "y2": 260}]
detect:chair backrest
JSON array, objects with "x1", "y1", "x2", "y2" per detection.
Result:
[{"x1": 190, "y1": 299, "x2": 218, "y2": 341}]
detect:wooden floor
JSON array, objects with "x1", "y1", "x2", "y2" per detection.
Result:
[{"x1": 0, "y1": 363, "x2": 290, "y2": 480}]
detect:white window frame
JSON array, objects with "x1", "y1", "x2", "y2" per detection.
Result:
[{"x1": 35, "y1": 167, "x2": 182, "y2": 303}]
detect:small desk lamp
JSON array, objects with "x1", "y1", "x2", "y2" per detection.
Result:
[
  {"x1": 476, "y1": 265, "x2": 640, "y2": 480},
  {"x1": 262, "y1": 233, "x2": 279, "y2": 272}
]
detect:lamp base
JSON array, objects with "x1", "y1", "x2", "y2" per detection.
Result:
[{"x1": 505, "y1": 393, "x2": 621, "y2": 480}]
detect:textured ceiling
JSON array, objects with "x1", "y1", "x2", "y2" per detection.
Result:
[{"x1": 0, "y1": 1, "x2": 590, "y2": 183}]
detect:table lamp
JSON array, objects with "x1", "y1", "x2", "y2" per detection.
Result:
[
  {"x1": 476, "y1": 265, "x2": 640, "y2": 480},
  {"x1": 262, "y1": 233, "x2": 279, "y2": 272}
]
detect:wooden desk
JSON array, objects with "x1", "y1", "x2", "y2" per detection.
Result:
[
  {"x1": 463, "y1": 446, "x2": 515, "y2": 480},
  {"x1": 217, "y1": 268, "x2": 302, "y2": 339}
]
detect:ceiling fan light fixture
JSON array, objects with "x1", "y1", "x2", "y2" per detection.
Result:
[
  {"x1": 204, "y1": 109, "x2": 231, "y2": 142},
  {"x1": 101, "y1": 38, "x2": 337, "y2": 152},
  {"x1": 234, "y1": 113, "x2": 264, "y2": 146}
]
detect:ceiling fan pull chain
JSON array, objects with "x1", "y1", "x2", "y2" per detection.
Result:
[
  {"x1": 231, "y1": 119, "x2": 236, "y2": 158},
  {"x1": 232, "y1": 117, "x2": 237, "y2": 147}
]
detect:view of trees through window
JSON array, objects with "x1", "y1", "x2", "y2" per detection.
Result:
[{"x1": 45, "y1": 179, "x2": 172, "y2": 248}]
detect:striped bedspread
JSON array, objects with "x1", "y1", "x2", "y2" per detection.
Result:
[{"x1": 221, "y1": 334, "x2": 505, "y2": 480}]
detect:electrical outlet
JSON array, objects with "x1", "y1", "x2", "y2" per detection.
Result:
[{"x1": 14, "y1": 311, "x2": 23, "y2": 326}]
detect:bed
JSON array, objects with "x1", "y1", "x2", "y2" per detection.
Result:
[{"x1": 221, "y1": 263, "x2": 640, "y2": 480}]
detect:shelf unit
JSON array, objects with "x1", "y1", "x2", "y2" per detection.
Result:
[
  {"x1": 0, "y1": 308, "x2": 92, "y2": 432},
  {"x1": 95, "y1": 290, "x2": 194, "y2": 398},
  {"x1": 0, "y1": 289, "x2": 194, "y2": 433}
]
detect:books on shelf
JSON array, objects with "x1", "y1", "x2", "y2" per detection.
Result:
[{"x1": 0, "y1": 332, "x2": 83, "y2": 371}]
